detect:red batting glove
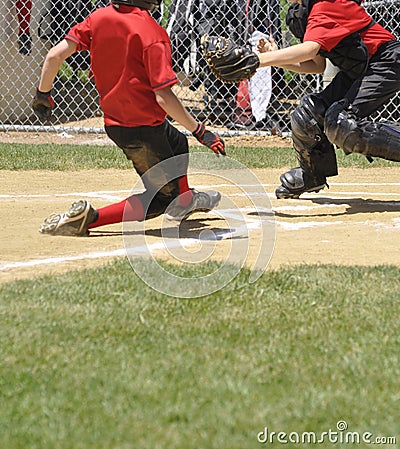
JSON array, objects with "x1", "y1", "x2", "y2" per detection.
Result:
[
  {"x1": 192, "y1": 123, "x2": 226, "y2": 156},
  {"x1": 32, "y1": 88, "x2": 55, "y2": 121}
]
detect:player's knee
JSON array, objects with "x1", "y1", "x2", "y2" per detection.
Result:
[
  {"x1": 140, "y1": 190, "x2": 177, "y2": 220},
  {"x1": 324, "y1": 99, "x2": 360, "y2": 153},
  {"x1": 326, "y1": 102, "x2": 400, "y2": 161},
  {"x1": 137, "y1": 177, "x2": 180, "y2": 219}
]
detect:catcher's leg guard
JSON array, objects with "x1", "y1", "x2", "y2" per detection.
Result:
[
  {"x1": 325, "y1": 99, "x2": 400, "y2": 162},
  {"x1": 276, "y1": 94, "x2": 337, "y2": 199},
  {"x1": 291, "y1": 94, "x2": 338, "y2": 177}
]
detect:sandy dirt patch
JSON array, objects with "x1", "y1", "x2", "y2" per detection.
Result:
[
  {"x1": 1, "y1": 167, "x2": 399, "y2": 285},
  {"x1": 0, "y1": 126, "x2": 292, "y2": 149}
]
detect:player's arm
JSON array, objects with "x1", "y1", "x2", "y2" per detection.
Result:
[
  {"x1": 258, "y1": 41, "x2": 325, "y2": 74},
  {"x1": 155, "y1": 86, "x2": 225, "y2": 156},
  {"x1": 38, "y1": 38, "x2": 78, "y2": 92},
  {"x1": 276, "y1": 54, "x2": 326, "y2": 74},
  {"x1": 155, "y1": 86, "x2": 198, "y2": 132},
  {"x1": 32, "y1": 39, "x2": 78, "y2": 120}
]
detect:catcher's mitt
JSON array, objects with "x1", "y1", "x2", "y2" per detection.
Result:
[{"x1": 201, "y1": 34, "x2": 260, "y2": 84}]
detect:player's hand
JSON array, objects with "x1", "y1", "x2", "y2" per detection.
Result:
[
  {"x1": 32, "y1": 88, "x2": 55, "y2": 121},
  {"x1": 257, "y1": 36, "x2": 278, "y2": 53},
  {"x1": 192, "y1": 123, "x2": 226, "y2": 156}
]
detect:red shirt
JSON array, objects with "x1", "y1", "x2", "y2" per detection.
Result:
[
  {"x1": 304, "y1": 0, "x2": 395, "y2": 57},
  {"x1": 66, "y1": 5, "x2": 178, "y2": 127}
]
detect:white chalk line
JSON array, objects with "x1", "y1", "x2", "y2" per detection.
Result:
[
  {"x1": 0, "y1": 190, "x2": 134, "y2": 200},
  {"x1": 2, "y1": 190, "x2": 400, "y2": 202},
  {"x1": 277, "y1": 221, "x2": 343, "y2": 231},
  {"x1": 1, "y1": 180, "x2": 400, "y2": 200},
  {"x1": 0, "y1": 249, "x2": 126, "y2": 272},
  {"x1": 195, "y1": 182, "x2": 400, "y2": 187}
]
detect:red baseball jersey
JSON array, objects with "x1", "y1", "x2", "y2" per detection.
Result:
[
  {"x1": 304, "y1": 0, "x2": 395, "y2": 56},
  {"x1": 66, "y1": 4, "x2": 178, "y2": 127}
]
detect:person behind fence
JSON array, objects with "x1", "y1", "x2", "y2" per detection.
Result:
[
  {"x1": 15, "y1": 0, "x2": 32, "y2": 55},
  {"x1": 165, "y1": 0, "x2": 198, "y2": 73},
  {"x1": 32, "y1": 0, "x2": 225, "y2": 237},
  {"x1": 195, "y1": 0, "x2": 284, "y2": 130},
  {"x1": 256, "y1": 0, "x2": 400, "y2": 199},
  {"x1": 38, "y1": 0, "x2": 96, "y2": 76},
  {"x1": 196, "y1": 0, "x2": 240, "y2": 126},
  {"x1": 243, "y1": 0, "x2": 285, "y2": 132}
]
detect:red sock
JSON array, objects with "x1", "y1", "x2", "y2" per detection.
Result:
[
  {"x1": 178, "y1": 175, "x2": 193, "y2": 206},
  {"x1": 88, "y1": 195, "x2": 145, "y2": 229}
]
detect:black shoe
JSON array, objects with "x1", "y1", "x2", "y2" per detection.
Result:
[
  {"x1": 275, "y1": 167, "x2": 327, "y2": 199},
  {"x1": 165, "y1": 189, "x2": 221, "y2": 221}
]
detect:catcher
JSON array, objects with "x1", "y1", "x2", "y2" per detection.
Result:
[
  {"x1": 202, "y1": 0, "x2": 400, "y2": 198},
  {"x1": 32, "y1": 0, "x2": 225, "y2": 236}
]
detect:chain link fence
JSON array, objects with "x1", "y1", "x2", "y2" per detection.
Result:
[{"x1": 0, "y1": 0, "x2": 399, "y2": 136}]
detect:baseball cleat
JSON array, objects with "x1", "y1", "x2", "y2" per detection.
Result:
[
  {"x1": 275, "y1": 184, "x2": 326, "y2": 199},
  {"x1": 39, "y1": 200, "x2": 97, "y2": 236},
  {"x1": 275, "y1": 167, "x2": 327, "y2": 199},
  {"x1": 165, "y1": 189, "x2": 221, "y2": 221}
]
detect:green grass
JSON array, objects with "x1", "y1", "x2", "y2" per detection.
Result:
[
  {"x1": 0, "y1": 143, "x2": 131, "y2": 170},
  {"x1": 0, "y1": 260, "x2": 399, "y2": 448},
  {"x1": 1, "y1": 142, "x2": 399, "y2": 170}
]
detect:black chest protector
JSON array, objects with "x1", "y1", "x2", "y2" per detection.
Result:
[{"x1": 286, "y1": 0, "x2": 375, "y2": 79}]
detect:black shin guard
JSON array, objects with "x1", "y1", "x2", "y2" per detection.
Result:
[{"x1": 291, "y1": 94, "x2": 338, "y2": 178}]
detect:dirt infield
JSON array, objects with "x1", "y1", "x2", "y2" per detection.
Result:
[{"x1": 1, "y1": 165, "x2": 400, "y2": 285}]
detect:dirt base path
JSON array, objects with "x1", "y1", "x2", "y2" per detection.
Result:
[{"x1": 1, "y1": 167, "x2": 400, "y2": 284}]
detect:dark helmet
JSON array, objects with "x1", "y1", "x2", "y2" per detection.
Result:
[{"x1": 111, "y1": 0, "x2": 161, "y2": 11}]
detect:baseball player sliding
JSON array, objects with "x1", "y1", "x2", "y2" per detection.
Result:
[
  {"x1": 202, "y1": 0, "x2": 400, "y2": 198},
  {"x1": 32, "y1": 0, "x2": 225, "y2": 237}
]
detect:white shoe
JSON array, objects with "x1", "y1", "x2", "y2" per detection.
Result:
[{"x1": 39, "y1": 200, "x2": 97, "y2": 236}]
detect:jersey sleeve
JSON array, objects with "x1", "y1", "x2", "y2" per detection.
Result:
[
  {"x1": 304, "y1": 1, "x2": 374, "y2": 51},
  {"x1": 304, "y1": 14, "x2": 350, "y2": 51},
  {"x1": 65, "y1": 16, "x2": 92, "y2": 52},
  {"x1": 143, "y1": 41, "x2": 178, "y2": 91}
]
